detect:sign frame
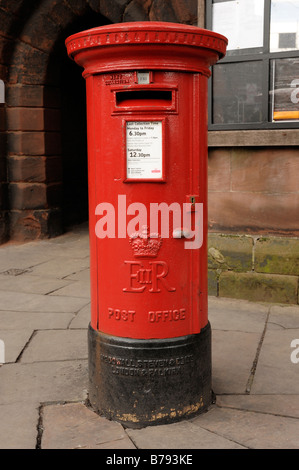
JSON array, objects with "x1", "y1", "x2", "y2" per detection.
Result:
[{"x1": 123, "y1": 118, "x2": 166, "y2": 183}]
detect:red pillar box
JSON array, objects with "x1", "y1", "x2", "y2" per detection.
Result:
[{"x1": 66, "y1": 22, "x2": 227, "y2": 428}]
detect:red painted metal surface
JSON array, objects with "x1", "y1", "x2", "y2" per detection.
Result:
[{"x1": 66, "y1": 22, "x2": 227, "y2": 340}]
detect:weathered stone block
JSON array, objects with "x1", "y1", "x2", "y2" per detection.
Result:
[
  {"x1": 231, "y1": 148, "x2": 299, "y2": 194},
  {"x1": 48, "y1": 0, "x2": 76, "y2": 29},
  {"x1": 0, "y1": 108, "x2": 5, "y2": 131},
  {"x1": 88, "y1": 0, "x2": 129, "y2": 22},
  {"x1": 0, "y1": 7, "x2": 15, "y2": 37},
  {"x1": 208, "y1": 191, "x2": 299, "y2": 236},
  {"x1": 8, "y1": 155, "x2": 62, "y2": 183},
  {"x1": 6, "y1": 108, "x2": 61, "y2": 131},
  {"x1": 208, "y1": 269, "x2": 218, "y2": 296},
  {"x1": 7, "y1": 132, "x2": 61, "y2": 155},
  {"x1": 20, "y1": 8, "x2": 62, "y2": 54},
  {"x1": 0, "y1": 182, "x2": 8, "y2": 209},
  {"x1": 208, "y1": 233, "x2": 253, "y2": 272},
  {"x1": 208, "y1": 148, "x2": 231, "y2": 192},
  {"x1": 0, "y1": 210, "x2": 9, "y2": 243},
  {"x1": 6, "y1": 85, "x2": 60, "y2": 108},
  {"x1": 255, "y1": 237, "x2": 299, "y2": 276},
  {"x1": 219, "y1": 271, "x2": 298, "y2": 305},
  {"x1": 9, "y1": 182, "x2": 62, "y2": 210},
  {"x1": 8, "y1": 42, "x2": 49, "y2": 85},
  {"x1": 9, "y1": 208, "x2": 62, "y2": 241},
  {"x1": 171, "y1": 0, "x2": 197, "y2": 25},
  {"x1": 64, "y1": 0, "x2": 90, "y2": 15},
  {"x1": 149, "y1": 0, "x2": 177, "y2": 22}
]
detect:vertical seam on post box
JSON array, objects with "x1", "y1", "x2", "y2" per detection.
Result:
[
  {"x1": 190, "y1": 73, "x2": 195, "y2": 334},
  {"x1": 92, "y1": 76, "x2": 100, "y2": 331}
]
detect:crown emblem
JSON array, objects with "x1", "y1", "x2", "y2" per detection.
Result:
[{"x1": 129, "y1": 226, "x2": 162, "y2": 258}]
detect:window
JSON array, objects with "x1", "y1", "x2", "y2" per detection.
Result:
[{"x1": 207, "y1": 0, "x2": 299, "y2": 130}]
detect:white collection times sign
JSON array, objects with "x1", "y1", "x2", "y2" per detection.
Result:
[{"x1": 126, "y1": 121, "x2": 162, "y2": 179}]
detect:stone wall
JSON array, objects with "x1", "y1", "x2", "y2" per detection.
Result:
[
  {"x1": 208, "y1": 233, "x2": 299, "y2": 305},
  {"x1": 208, "y1": 147, "x2": 299, "y2": 237},
  {"x1": 207, "y1": 146, "x2": 299, "y2": 304}
]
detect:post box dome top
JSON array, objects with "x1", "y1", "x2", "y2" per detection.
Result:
[{"x1": 65, "y1": 22, "x2": 227, "y2": 77}]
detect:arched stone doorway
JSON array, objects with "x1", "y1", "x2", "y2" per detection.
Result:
[{"x1": 1, "y1": 0, "x2": 197, "y2": 243}]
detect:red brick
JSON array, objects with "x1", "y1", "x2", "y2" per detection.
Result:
[
  {"x1": 8, "y1": 156, "x2": 62, "y2": 183},
  {"x1": 8, "y1": 156, "x2": 45, "y2": 182},
  {"x1": 9, "y1": 42, "x2": 49, "y2": 85},
  {"x1": 171, "y1": 0, "x2": 197, "y2": 24},
  {"x1": 20, "y1": 6, "x2": 62, "y2": 54},
  {"x1": 123, "y1": 0, "x2": 149, "y2": 22},
  {"x1": 9, "y1": 182, "x2": 62, "y2": 210},
  {"x1": 47, "y1": 1, "x2": 76, "y2": 29},
  {"x1": 6, "y1": 85, "x2": 61, "y2": 108},
  {"x1": 0, "y1": 182, "x2": 8, "y2": 210},
  {"x1": 9, "y1": 182, "x2": 48, "y2": 210},
  {"x1": 0, "y1": 64, "x2": 8, "y2": 82},
  {"x1": 0, "y1": 37, "x2": 15, "y2": 66},
  {"x1": 0, "y1": 210, "x2": 9, "y2": 243},
  {"x1": 149, "y1": 0, "x2": 177, "y2": 21},
  {"x1": 63, "y1": 0, "x2": 89, "y2": 16},
  {"x1": 0, "y1": 7, "x2": 16, "y2": 38},
  {"x1": 6, "y1": 108, "x2": 61, "y2": 131},
  {"x1": 0, "y1": 153, "x2": 6, "y2": 179},
  {"x1": 0, "y1": 108, "x2": 5, "y2": 131},
  {"x1": 9, "y1": 208, "x2": 63, "y2": 241},
  {"x1": 7, "y1": 132, "x2": 61, "y2": 155},
  {"x1": 89, "y1": 0, "x2": 128, "y2": 22}
]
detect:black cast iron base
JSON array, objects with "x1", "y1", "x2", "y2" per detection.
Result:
[{"x1": 88, "y1": 322, "x2": 212, "y2": 428}]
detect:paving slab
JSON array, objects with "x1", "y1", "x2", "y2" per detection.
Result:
[
  {"x1": 20, "y1": 329, "x2": 88, "y2": 363},
  {"x1": 0, "y1": 329, "x2": 33, "y2": 363},
  {"x1": 126, "y1": 414, "x2": 245, "y2": 449},
  {"x1": 0, "y1": 272, "x2": 73, "y2": 295},
  {"x1": 69, "y1": 303, "x2": 90, "y2": 329},
  {"x1": 0, "y1": 360, "x2": 88, "y2": 405},
  {"x1": 0, "y1": 311, "x2": 75, "y2": 330},
  {"x1": 29, "y1": 257, "x2": 90, "y2": 279},
  {"x1": 209, "y1": 296, "x2": 268, "y2": 333},
  {"x1": 64, "y1": 268, "x2": 91, "y2": 282},
  {"x1": 39, "y1": 240, "x2": 90, "y2": 259},
  {"x1": 191, "y1": 406, "x2": 299, "y2": 449},
  {"x1": 217, "y1": 394, "x2": 299, "y2": 419},
  {"x1": 48, "y1": 280, "x2": 91, "y2": 298},
  {"x1": 0, "y1": 290, "x2": 89, "y2": 313},
  {"x1": 1, "y1": 226, "x2": 90, "y2": 263},
  {"x1": 212, "y1": 330, "x2": 261, "y2": 394},
  {"x1": 0, "y1": 245, "x2": 55, "y2": 272},
  {"x1": 251, "y1": 328, "x2": 299, "y2": 394},
  {"x1": 41, "y1": 403, "x2": 136, "y2": 449},
  {"x1": 0, "y1": 403, "x2": 39, "y2": 449},
  {"x1": 268, "y1": 304, "x2": 299, "y2": 329}
]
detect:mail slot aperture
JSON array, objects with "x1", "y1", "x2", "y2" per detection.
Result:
[
  {"x1": 115, "y1": 89, "x2": 175, "y2": 112},
  {"x1": 116, "y1": 90, "x2": 172, "y2": 105}
]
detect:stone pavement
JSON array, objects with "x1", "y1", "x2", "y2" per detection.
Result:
[{"x1": 0, "y1": 223, "x2": 299, "y2": 450}]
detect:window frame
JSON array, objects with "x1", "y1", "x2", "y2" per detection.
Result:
[{"x1": 206, "y1": 0, "x2": 299, "y2": 131}]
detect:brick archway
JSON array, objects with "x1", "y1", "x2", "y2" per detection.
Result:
[{"x1": 1, "y1": 0, "x2": 197, "y2": 243}]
